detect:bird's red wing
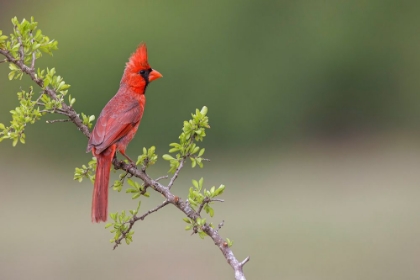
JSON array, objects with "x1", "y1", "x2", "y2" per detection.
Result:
[{"x1": 87, "y1": 98, "x2": 142, "y2": 154}]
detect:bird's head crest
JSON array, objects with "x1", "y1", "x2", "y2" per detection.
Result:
[
  {"x1": 126, "y1": 43, "x2": 150, "y2": 72},
  {"x1": 121, "y1": 43, "x2": 162, "y2": 92}
]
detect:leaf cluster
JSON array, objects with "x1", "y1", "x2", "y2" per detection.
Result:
[
  {"x1": 105, "y1": 201, "x2": 141, "y2": 245},
  {"x1": 74, "y1": 157, "x2": 97, "y2": 183},
  {"x1": 188, "y1": 178, "x2": 225, "y2": 216},
  {"x1": 0, "y1": 17, "x2": 85, "y2": 146},
  {"x1": 3, "y1": 17, "x2": 57, "y2": 66},
  {"x1": 183, "y1": 178, "x2": 225, "y2": 238},
  {"x1": 125, "y1": 178, "x2": 150, "y2": 199},
  {"x1": 163, "y1": 106, "x2": 209, "y2": 173},
  {"x1": 136, "y1": 146, "x2": 158, "y2": 168},
  {"x1": 0, "y1": 87, "x2": 44, "y2": 145}
]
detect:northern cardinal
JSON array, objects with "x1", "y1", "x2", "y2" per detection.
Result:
[{"x1": 86, "y1": 44, "x2": 162, "y2": 222}]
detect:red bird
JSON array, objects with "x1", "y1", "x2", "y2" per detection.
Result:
[{"x1": 86, "y1": 44, "x2": 162, "y2": 223}]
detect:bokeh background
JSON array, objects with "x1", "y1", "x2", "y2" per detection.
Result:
[{"x1": 1, "y1": 1, "x2": 420, "y2": 279}]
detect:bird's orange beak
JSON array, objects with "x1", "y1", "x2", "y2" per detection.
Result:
[{"x1": 149, "y1": 69, "x2": 163, "y2": 82}]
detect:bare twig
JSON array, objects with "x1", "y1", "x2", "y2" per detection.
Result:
[
  {"x1": 198, "y1": 197, "x2": 224, "y2": 215},
  {"x1": 46, "y1": 119, "x2": 70, "y2": 124},
  {"x1": 39, "y1": 108, "x2": 70, "y2": 116},
  {"x1": 135, "y1": 200, "x2": 169, "y2": 221},
  {"x1": 167, "y1": 157, "x2": 185, "y2": 189},
  {"x1": 217, "y1": 220, "x2": 224, "y2": 232},
  {"x1": 1, "y1": 46, "x2": 250, "y2": 280},
  {"x1": 197, "y1": 197, "x2": 210, "y2": 215},
  {"x1": 240, "y1": 256, "x2": 250, "y2": 268},
  {"x1": 155, "y1": 175, "x2": 168, "y2": 182}
]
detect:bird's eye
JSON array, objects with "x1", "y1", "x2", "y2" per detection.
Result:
[{"x1": 139, "y1": 70, "x2": 145, "y2": 75}]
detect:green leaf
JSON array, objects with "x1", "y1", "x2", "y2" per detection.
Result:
[
  {"x1": 210, "y1": 186, "x2": 215, "y2": 194},
  {"x1": 12, "y1": 137, "x2": 18, "y2": 147},
  {"x1": 200, "y1": 106, "x2": 208, "y2": 115},
  {"x1": 162, "y1": 154, "x2": 174, "y2": 160},
  {"x1": 198, "y1": 231, "x2": 207, "y2": 239},
  {"x1": 127, "y1": 178, "x2": 136, "y2": 187},
  {"x1": 215, "y1": 185, "x2": 225, "y2": 196},
  {"x1": 105, "y1": 223, "x2": 113, "y2": 229},
  {"x1": 192, "y1": 179, "x2": 198, "y2": 189},
  {"x1": 8, "y1": 71, "x2": 15, "y2": 80},
  {"x1": 226, "y1": 238, "x2": 233, "y2": 247},
  {"x1": 209, "y1": 207, "x2": 214, "y2": 217}
]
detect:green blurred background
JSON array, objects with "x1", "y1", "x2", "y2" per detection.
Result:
[{"x1": 1, "y1": 1, "x2": 420, "y2": 279}]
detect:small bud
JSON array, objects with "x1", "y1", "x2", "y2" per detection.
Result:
[{"x1": 174, "y1": 196, "x2": 179, "y2": 204}]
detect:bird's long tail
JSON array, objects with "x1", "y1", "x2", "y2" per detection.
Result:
[{"x1": 92, "y1": 145, "x2": 116, "y2": 223}]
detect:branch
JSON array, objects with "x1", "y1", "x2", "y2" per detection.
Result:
[
  {"x1": 0, "y1": 49, "x2": 91, "y2": 139},
  {"x1": 197, "y1": 197, "x2": 224, "y2": 215},
  {"x1": 0, "y1": 45, "x2": 249, "y2": 280},
  {"x1": 167, "y1": 157, "x2": 185, "y2": 189},
  {"x1": 112, "y1": 160, "x2": 249, "y2": 279},
  {"x1": 113, "y1": 200, "x2": 170, "y2": 250}
]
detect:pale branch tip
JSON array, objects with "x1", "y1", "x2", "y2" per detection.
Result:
[
  {"x1": 197, "y1": 197, "x2": 224, "y2": 215},
  {"x1": 217, "y1": 220, "x2": 224, "y2": 232},
  {"x1": 155, "y1": 175, "x2": 169, "y2": 182},
  {"x1": 240, "y1": 256, "x2": 251, "y2": 268},
  {"x1": 46, "y1": 119, "x2": 70, "y2": 124},
  {"x1": 0, "y1": 26, "x2": 249, "y2": 280}
]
